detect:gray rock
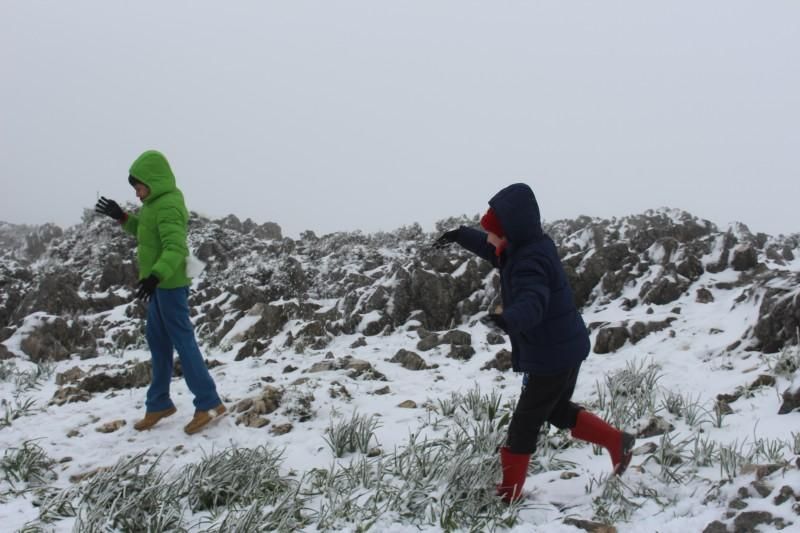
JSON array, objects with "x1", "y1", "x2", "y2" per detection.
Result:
[
  {"x1": 750, "y1": 480, "x2": 772, "y2": 498},
  {"x1": 594, "y1": 326, "x2": 629, "y2": 354},
  {"x1": 636, "y1": 416, "x2": 674, "y2": 438},
  {"x1": 55, "y1": 366, "x2": 87, "y2": 386},
  {"x1": 696, "y1": 287, "x2": 715, "y2": 303},
  {"x1": 486, "y1": 331, "x2": 505, "y2": 345},
  {"x1": 235, "y1": 339, "x2": 269, "y2": 361},
  {"x1": 447, "y1": 345, "x2": 476, "y2": 361},
  {"x1": 195, "y1": 239, "x2": 229, "y2": 264},
  {"x1": 640, "y1": 275, "x2": 689, "y2": 305},
  {"x1": 0, "y1": 343, "x2": 13, "y2": 360},
  {"x1": 98, "y1": 253, "x2": 138, "y2": 291},
  {"x1": 677, "y1": 255, "x2": 705, "y2": 281},
  {"x1": 361, "y1": 312, "x2": 390, "y2": 336},
  {"x1": 236, "y1": 398, "x2": 254, "y2": 413},
  {"x1": 766, "y1": 246, "x2": 785, "y2": 264},
  {"x1": 568, "y1": 242, "x2": 634, "y2": 307},
  {"x1": 773, "y1": 485, "x2": 796, "y2": 506},
  {"x1": 248, "y1": 302, "x2": 298, "y2": 340},
  {"x1": 219, "y1": 214, "x2": 243, "y2": 232},
  {"x1": 481, "y1": 349, "x2": 512, "y2": 371},
  {"x1": 350, "y1": 337, "x2": 367, "y2": 348},
  {"x1": 20, "y1": 317, "x2": 96, "y2": 362},
  {"x1": 390, "y1": 349, "x2": 428, "y2": 370},
  {"x1": 78, "y1": 361, "x2": 152, "y2": 393},
  {"x1": 253, "y1": 222, "x2": 282, "y2": 240},
  {"x1": 50, "y1": 386, "x2": 92, "y2": 406},
  {"x1": 14, "y1": 270, "x2": 81, "y2": 320},
  {"x1": 416, "y1": 334, "x2": 441, "y2": 352},
  {"x1": 250, "y1": 386, "x2": 284, "y2": 415},
  {"x1": 701, "y1": 520, "x2": 728, "y2": 533},
  {"x1": 23, "y1": 223, "x2": 63, "y2": 260},
  {"x1": 629, "y1": 318, "x2": 676, "y2": 344},
  {"x1": 270, "y1": 423, "x2": 293, "y2": 435},
  {"x1": 729, "y1": 498, "x2": 748, "y2": 510},
  {"x1": 95, "y1": 420, "x2": 126, "y2": 433},
  {"x1": 779, "y1": 384, "x2": 800, "y2": 414},
  {"x1": 562, "y1": 517, "x2": 616, "y2": 532},
  {"x1": 236, "y1": 412, "x2": 270, "y2": 428},
  {"x1": 308, "y1": 360, "x2": 338, "y2": 373},
  {"x1": 732, "y1": 511, "x2": 774, "y2": 532},
  {"x1": 345, "y1": 358, "x2": 386, "y2": 380},
  {"x1": 731, "y1": 245, "x2": 758, "y2": 271},
  {"x1": 441, "y1": 330, "x2": 471, "y2": 346},
  {"x1": 707, "y1": 230, "x2": 738, "y2": 273},
  {"x1": 752, "y1": 278, "x2": 800, "y2": 353},
  {"x1": 600, "y1": 269, "x2": 632, "y2": 300}
]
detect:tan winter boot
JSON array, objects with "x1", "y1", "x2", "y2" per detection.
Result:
[
  {"x1": 184, "y1": 404, "x2": 227, "y2": 435},
  {"x1": 133, "y1": 406, "x2": 177, "y2": 431}
]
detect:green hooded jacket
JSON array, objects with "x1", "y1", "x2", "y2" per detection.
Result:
[{"x1": 122, "y1": 150, "x2": 191, "y2": 289}]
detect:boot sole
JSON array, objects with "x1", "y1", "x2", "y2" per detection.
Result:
[
  {"x1": 184, "y1": 407, "x2": 227, "y2": 435},
  {"x1": 614, "y1": 433, "x2": 636, "y2": 476},
  {"x1": 133, "y1": 407, "x2": 177, "y2": 431}
]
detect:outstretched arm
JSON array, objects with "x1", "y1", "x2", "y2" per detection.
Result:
[
  {"x1": 122, "y1": 214, "x2": 138, "y2": 236},
  {"x1": 95, "y1": 196, "x2": 138, "y2": 235},
  {"x1": 454, "y1": 226, "x2": 500, "y2": 267}
]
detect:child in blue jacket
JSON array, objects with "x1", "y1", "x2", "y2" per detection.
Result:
[{"x1": 436, "y1": 183, "x2": 634, "y2": 502}]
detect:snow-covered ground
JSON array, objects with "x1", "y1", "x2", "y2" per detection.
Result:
[
  {"x1": 2, "y1": 280, "x2": 799, "y2": 532},
  {"x1": 2, "y1": 212, "x2": 800, "y2": 532}
]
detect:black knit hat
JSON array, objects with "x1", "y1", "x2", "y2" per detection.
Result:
[{"x1": 128, "y1": 174, "x2": 143, "y2": 187}]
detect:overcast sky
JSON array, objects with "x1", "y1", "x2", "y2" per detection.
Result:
[{"x1": 1, "y1": 1, "x2": 798, "y2": 238}]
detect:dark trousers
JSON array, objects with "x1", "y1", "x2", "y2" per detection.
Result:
[{"x1": 505, "y1": 363, "x2": 583, "y2": 454}]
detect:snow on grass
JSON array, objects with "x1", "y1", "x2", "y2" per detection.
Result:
[{"x1": 2, "y1": 282, "x2": 800, "y2": 531}]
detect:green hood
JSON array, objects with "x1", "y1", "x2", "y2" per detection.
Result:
[
  {"x1": 122, "y1": 150, "x2": 191, "y2": 288},
  {"x1": 129, "y1": 150, "x2": 176, "y2": 203}
]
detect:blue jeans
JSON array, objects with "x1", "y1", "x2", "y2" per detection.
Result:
[{"x1": 145, "y1": 287, "x2": 221, "y2": 412}]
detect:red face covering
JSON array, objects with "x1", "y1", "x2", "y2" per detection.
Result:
[{"x1": 480, "y1": 208, "x2": 504, "y2": 238}]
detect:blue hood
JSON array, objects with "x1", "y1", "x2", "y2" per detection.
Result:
[{"x1": 488, "y1": 183, "x2": 544, "y2": 243}]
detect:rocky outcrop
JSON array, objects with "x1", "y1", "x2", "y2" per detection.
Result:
[
  {"x1": 51, "y1": 360, "x2": 152, "y2": 405},
  {"x1": 481, "y1": 349, "x2": 512, "y2": 371},
  {"x1": 640, "y1": 274, "x2": 690, "y2": 305},
  {"x1": 731, "y1": 244, "x2": 759, "y2": 271},
  {"x1": 14, "y1": 271, "x2": 89, "y2": 321},
  {"x1": 20, "y1": 316, "x2": 97, "y2": 362},
  {"x1": 1, "y1": 208, "x2": 798, "y2": 361},
  {"x1": 0, "y1": 343, "x2": 13, "y2": 360},
  {"x1": 752, "y1": 279, "x2": 800, "y2": 353},
  {"x1": 390, "y1": 349, "x2": 429, "y2": 370},
  {"x1": 778, "y1": 383, "x2": 800, "y2": 414},
  {"x1": 593, "y1": 318, "x2": 676, "y2": 354},
  {"x1": 594, "y1": 326, "x2": 630, "y2": 354}
]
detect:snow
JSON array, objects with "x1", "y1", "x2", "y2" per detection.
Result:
[
  {"x1": 3, "y1": 284, "x2": 800, "y2": 531},
  {"x1": 3, "y1": 214, "x2": 800, "y2": 531}
]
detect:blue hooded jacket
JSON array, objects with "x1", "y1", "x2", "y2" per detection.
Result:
[{"x1": 456, "y1": 183, "x2": 590, "y2": 374}]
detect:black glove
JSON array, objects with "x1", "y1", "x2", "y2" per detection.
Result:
[
  {"x1": 136, "y1": 274, "x2": 160, "y2": 301},
  {"x1": 95, "y1": 197, "x2": 125, "y2": 221},
  {"x1": 433, "y1": 229, "x2": 460, "y2": 249},
  {"x1": 481, "y1": 313, "x2": 507, "y2": 332}
]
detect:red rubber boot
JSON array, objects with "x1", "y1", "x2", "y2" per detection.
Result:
[
  {"x1": 497, "y1": 446, "x2": 531, "y2": 503},
  {"x1": 571, "y1": 410, "x2": 635, "y2": 475}
]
